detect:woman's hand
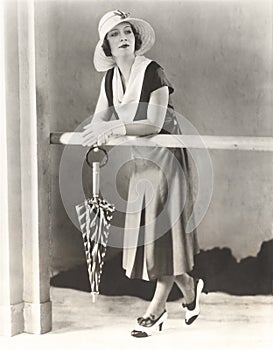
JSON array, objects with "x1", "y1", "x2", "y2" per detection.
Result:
[{"x1": 81, "y1": 120, "x2": 126, "y2": 147}]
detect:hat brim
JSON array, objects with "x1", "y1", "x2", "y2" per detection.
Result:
[{"x1": 93, "y1": 17, "x2": 155, "y2": 72}]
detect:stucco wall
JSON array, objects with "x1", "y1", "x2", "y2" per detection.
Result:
[{"x1": 48, "y1": 0, "x2": 273, "y2": 273}]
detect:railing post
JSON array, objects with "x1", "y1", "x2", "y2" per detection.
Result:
[
  {"x1": 0, "y1": 0, "x2": 24, "y2": 336},
  {"x1": 18, "y1": 0, "x2": 52, "y2": 334}
]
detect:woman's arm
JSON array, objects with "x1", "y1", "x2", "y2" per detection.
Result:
[
  {"x1": 82, "y1": 85, "x2": 169, "y2": 146},
  {"x1": 91, "y1": 83, "x2": 169, "y2": 130},
  {"x1": 124, "y1": 86, "x2": 169, "y2": 135},
  {"x1": 90, "y1": 76, "x2": 112, "y2": 123}
]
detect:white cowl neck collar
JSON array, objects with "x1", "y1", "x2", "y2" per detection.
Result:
[{"x1": 112, "y1": 55, "x2": 152, "y2": 122}]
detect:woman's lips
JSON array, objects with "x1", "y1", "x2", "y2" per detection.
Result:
[{"x1": 119, "y1": 44, "x2": 129, "y2": 48}]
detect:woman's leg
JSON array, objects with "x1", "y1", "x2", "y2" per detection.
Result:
[
  {"x1": 175, "y1": 273, "x2": 195, "y2": 304},
  {"x1": 143, "y1": 275, "x2": 175, "y2": 318}
]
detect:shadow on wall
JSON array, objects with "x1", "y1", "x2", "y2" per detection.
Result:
[{"x1": 50, "y1": 239, "x2": 273, "y2": 299}]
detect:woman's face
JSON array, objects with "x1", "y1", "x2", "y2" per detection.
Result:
[{"x1": 106, "y1": 22, "x2": 135, "y2": 58}]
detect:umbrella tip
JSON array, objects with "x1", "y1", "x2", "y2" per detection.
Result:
[{"x1": 91, "y1": 292, "x2": 99, "y2": 303}]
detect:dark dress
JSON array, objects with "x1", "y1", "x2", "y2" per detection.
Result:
[{"x1": 105, "y1": 61, "x2": 199, "y2": 281}]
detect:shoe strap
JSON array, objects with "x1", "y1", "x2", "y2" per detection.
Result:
[
  {"x1": 137, "y1": 310, "x2": 166, "y2": 327},
  {"x1": 182, "y1": 279, "x2": 199, "y2": 310}
]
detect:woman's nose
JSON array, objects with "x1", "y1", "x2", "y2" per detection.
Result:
[{"x1": 120, "y1": 34, "x2": 127, "y2": 41}]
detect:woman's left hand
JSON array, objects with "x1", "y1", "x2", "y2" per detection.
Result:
[
  {"x1": 82, "y1": 122, "x2": 110, "y2": 147},
  {"x1": 81, "y1": 120, "x2": 126, "y2": 147}
]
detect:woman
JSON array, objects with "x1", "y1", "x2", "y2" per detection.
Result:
[{"x1": 82, "y1": 10, "x2": 204, "y2": 337}]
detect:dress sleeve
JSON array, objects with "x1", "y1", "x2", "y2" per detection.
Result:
[{"x1": 145, "y1": 62, "x2": 174, "y2": 95}]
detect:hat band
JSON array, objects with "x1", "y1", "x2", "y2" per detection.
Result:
[{"x1": 99, "y1": 10, "x2": 131, "y2": 40}]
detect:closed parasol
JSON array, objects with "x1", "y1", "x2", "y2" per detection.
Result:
[{"x1": 75, "y1": 146, "x2": 115, "y2": 302}]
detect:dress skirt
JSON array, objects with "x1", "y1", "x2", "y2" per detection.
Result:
[{"x1": 122, "y1": 146, "x2": 200, "y2": 281}]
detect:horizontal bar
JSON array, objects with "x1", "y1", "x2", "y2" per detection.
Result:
[{"x1": 50, "y1": 132, "x2": 273, "y2": 151}]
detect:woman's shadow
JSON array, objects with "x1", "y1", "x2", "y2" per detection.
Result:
[{"x1": 51, "y1": 239, "x2": 273, "y2": 299}]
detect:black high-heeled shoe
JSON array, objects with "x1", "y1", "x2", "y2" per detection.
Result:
[
  {"x1": 131, "y1": 310, "x2": 168, "y2": 337},
  {"x1": 183, "y1": 279, "x2": 204, "y2": 325}
]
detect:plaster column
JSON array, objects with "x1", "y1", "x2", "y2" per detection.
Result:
[
  {"x1": 18, "y1": 0, "x2": 52, "y2": 334},
  {"x1": 0, "y1": 0, "x2": 24, "y2": 337}
]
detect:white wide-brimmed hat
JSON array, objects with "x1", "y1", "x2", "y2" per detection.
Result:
[{"x1": 93, "y1": 10, "x2": 155, "y2": 72}]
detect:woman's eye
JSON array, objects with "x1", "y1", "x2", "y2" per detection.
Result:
[
  {"x1": 109, "y1": 31, "x2": 118, "y2": 37},
  {"x1": 125, "y1": 29, "x2": 132, "y2": 35}
]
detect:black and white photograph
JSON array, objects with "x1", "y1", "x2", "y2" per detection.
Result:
[{"x1": 0, "y1": 0, "x2": 272, "y2": 349}]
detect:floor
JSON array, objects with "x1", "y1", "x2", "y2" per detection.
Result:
[{"x1": 1, "y1": 287, "x2": 273, "y2": 350}]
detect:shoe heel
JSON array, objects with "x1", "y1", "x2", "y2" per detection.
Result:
[
  {"x1": 131, "y1": 314, "x2": 167, "y2": 338},
  {"x1": 184, "y1": 279, "x2": 205, "y2": 325}
]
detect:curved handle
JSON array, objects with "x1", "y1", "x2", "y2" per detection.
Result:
[{"x1": 85, "y1": 145, "x2": 108, "y2": 168}]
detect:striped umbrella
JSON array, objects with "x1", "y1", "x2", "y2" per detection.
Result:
[{"x1": 75, "y1": 148, "x2": 115, "y2": 302}]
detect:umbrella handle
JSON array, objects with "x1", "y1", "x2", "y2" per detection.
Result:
[
  {"x1": 85, "y1": 145, "x2": 108, "y2": 168},
  {"x1": 93, "y1": 162, "x2": 100, "y2": 197}
]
